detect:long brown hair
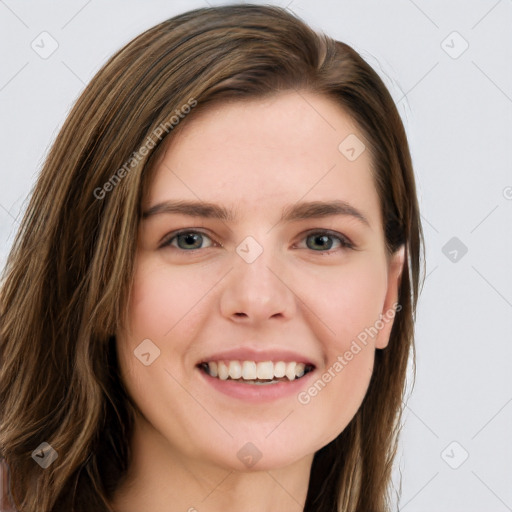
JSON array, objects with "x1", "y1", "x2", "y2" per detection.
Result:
[{"x1": 0, "y1": 4, "x2": 424, "y2": 511}]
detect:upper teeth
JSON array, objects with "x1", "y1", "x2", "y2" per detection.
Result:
[{"x1": 205, "y1": 360, "x2": 308, "y2": 381}]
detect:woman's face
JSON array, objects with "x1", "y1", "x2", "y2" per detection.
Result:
[{"x1": 116, "y1": 91, "x2": 404, "y2": 471}]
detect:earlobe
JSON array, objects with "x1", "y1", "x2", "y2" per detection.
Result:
[{"x1": 375, "y1": 245, "x2": 405, "y2": 349}]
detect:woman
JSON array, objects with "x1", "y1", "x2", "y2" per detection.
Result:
[{"x1": 0, "y1": 4, "x2": 424, "y2": 511}]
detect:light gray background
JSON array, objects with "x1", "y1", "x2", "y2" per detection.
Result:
[{"x1": 1, "y1": 1, "x2": 511, "y2": 510}]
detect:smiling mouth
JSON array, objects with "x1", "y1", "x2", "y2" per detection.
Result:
[{"x1": 198, "y1": 360, "x2": 315, "y2": 385}]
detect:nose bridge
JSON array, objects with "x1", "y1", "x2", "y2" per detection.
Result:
[{"x1": 220, "y1": 234, "x2": 294, "y2": 321}]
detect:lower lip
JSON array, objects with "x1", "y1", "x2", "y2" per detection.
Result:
[{"x1": 197, "y1": 366, "x2": 316, "y2": 403}]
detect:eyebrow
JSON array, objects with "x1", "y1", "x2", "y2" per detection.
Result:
[{"x1": 142, "y1": 199, "x2": 370, "y2": 227}]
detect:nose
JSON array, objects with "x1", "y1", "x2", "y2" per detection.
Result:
[{"x1": 219, "y1": 241, "x2": 296, "y2": 324}]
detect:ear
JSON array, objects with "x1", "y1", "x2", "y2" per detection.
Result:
[{"x1": 375, "y1": 245, "x2": 405, "y2": 349}]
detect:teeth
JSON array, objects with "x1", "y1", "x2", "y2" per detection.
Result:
[
  {"x1": 285, "y1": 362, "x2": 297, "y2": 381},
  {"x1": 228, "y1": 360, "x2": 242, "y2": 379},
  {"x1": 203, "y1": 360, "x2": 310, "y2": 381},
  {"x1": 256, "y1": 361, "x2": 273, "y2": 380},
  {"x1": 274, "y1": 361, "x2": 286, "y2": 378},
  {"x1": 242, "y1": 361, "x2": 257, "y2": 380},
  {"x1": 209, "y1": 361, "x2": 218, "y2": 378},
  {"x1": 218, "y1": 361, "x2": 229, "y2": 380}
]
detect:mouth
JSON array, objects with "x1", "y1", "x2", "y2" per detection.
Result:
[{"x1": 197, "y1": 360, "x2": 316, "y2": 385}]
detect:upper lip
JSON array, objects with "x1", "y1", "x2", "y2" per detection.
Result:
[{"x1": 197, "y1": 347, "x2": 318, "y2": 367}]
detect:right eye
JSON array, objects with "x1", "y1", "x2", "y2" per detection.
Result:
[{"x1": 160, "y1": 229, "x2": 217, "y2": 251}]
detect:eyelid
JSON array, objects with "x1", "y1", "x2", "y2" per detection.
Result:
[{"x1": 159, "y1": 228, "x2": 218, "y2": 249}]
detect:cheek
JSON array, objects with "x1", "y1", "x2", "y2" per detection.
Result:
[
  {"x1": 125, "y1": 260, "x2": 210, "y2": 342},
  {"x1": 115, "y1": 261, "x2": 198, "y2": 393},
  {"x1": 116, "y1": 258, "x2": 220, "y2": 405},
  {"x1": 291, "y1": 255, "x2": 387, "y2": 437},
  {"x1": 302, "y1": 254, "x2": 388, "y2": 351},
  {"x1": 296, "y1": 264, "x2": 384, "y2": 445},
  {"x1": 114, "y1": 260, "x2": 214, "y2": 445}
]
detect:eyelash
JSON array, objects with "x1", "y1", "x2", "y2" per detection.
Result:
[{"x1": 160, "y1": 229, "x2": 355, "y2": 254}]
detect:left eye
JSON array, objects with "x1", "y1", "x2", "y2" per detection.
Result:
[
  {"x1": 162, "y1": 229, "x2": 354, "y2": 253},
  {"x1": 297, "y1": 230, "x2": 354, "y2": 252}
]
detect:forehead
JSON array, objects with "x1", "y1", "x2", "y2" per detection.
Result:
[{"x1": 145, "y1": 91, "x2": 382, "y2": 229}]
